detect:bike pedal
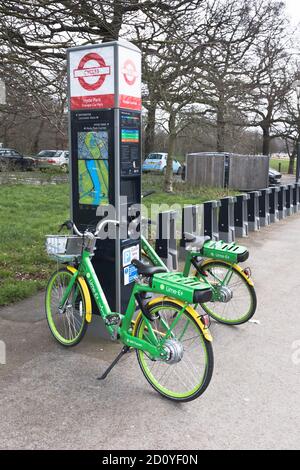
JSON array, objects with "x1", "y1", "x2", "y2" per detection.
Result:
[{"x1": 105, "y1": 313, "x2": 121, "y2": 326}]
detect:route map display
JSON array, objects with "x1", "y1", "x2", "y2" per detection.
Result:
[{"x1": 78, "y1": 131, "x2": 109, "y2": 205}]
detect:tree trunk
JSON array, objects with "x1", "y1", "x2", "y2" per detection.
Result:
[
  {"x1": 217, "y1": 104, "x2": 225, "y2": 152},
  {"x1": 31, "y1": 119, "x2": 45, "y2": 154},
  {"x1": 102, "y1": 0, "x2": 123, "y2": 41},
  {"x1": 288, "y1": 148, "x2": 296, "y2": 175},
  {"x1": 144, "y1": 103, "x2": 156, "y2": 157},
  {"x1": 262, "y1": 126, "x2": 271, "y2": 156},
  {"x1": 164, "y1": 113, "x2": 176, "y2": 193}
]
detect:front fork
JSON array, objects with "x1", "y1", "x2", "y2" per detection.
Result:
[{"x1": 59, "y1": 270, "x2": 78, "y2": 311}]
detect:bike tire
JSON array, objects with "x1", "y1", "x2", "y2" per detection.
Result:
[
  {"x1": 197, "y1": 260, "x2": 257, "y2": 325},
  {"x1": 134, "y1": 299, "x2": 214, "y2": 402},
  {"x1": 45, "y1": 268, "x2": 88, "y2": 347}
]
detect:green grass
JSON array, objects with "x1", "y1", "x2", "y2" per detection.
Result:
[
  {"x1": 0, "y1": 183, "x2": 69, "y2": 306},
  {"x1": 0, "y1": 173, "x2": 235, "y2": 306},
  {"x1": 142, "y1": 174, "x2": 237, "y2": 207},
  {"x1": 270, "y1": 159, "x2": 295, "y2": 174}
]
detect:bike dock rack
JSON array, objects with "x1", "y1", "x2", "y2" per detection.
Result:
[
  {"x1": 293, "y1": 183, "x2": 300, "y2": 214},
  {"x1": 218, "y1": 196, "x2": 237, "y2": 243},
  {"x1": 179, "y1": 204, "x2": 203, "y2": 259},
  {"x1": 247, "y1": 191, "x2": 261, "y2": 231},
  {"x1": 155, "y1": 210, "x2": 178, "y2": 271},
  {"x1": 204, "y1": 200, "x2": 220, "y2": 241},
  {"x1": 259, "y1": 188, "x2": 271, "y2": 227},
  {"x1": 278, "y1": 185, "x2": 287, "y2": 219},
  {"x1": 285, "y1": 184, "x2": 294, "y2": 216},
  {"x1": 234, "y1": 193, "x2": 249, "y2": 237},
  {"x1": 269, "y1": 186, "x2": 280, "y2": 223}
]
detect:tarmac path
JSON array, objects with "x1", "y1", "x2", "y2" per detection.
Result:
[{"x1": 0, "y1": 214, "x2": 300, "y2": 450}]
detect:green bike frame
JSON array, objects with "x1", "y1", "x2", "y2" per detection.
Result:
[{"x1": 59, "y1": 248, "x2": 196, "y2": 360}]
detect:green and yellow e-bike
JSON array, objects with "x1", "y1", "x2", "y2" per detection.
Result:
[{"x1": 45, "y1": 219, "x2": 214, "y2": 402}]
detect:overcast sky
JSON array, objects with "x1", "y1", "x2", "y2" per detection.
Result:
[{"x1": 285, "y1": 0, "x2": 300, "y2": 24}]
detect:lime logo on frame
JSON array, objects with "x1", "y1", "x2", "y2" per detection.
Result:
[{"x1": 0, "y1": 340, "x2": 6, "y2": 365}]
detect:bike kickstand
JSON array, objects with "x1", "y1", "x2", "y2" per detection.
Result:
[{"x1": 97, "y1": 345, "x2": 130, "y2": 380}]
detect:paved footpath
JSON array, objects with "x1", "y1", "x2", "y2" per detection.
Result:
[{"x1": 1, "y1": 214, "x2": 300, "y2": 450}]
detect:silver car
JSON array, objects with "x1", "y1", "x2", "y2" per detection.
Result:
[{"x1": 35, "y1": 150, "x2": 69, "y2": 171}]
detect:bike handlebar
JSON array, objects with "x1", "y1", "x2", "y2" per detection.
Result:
[
  {"x1": 94, "y1": 219, "x2": 119, "y2": 236},
  {"x1": 60, "y1": 219, "x2": 119, "y2": 238}
]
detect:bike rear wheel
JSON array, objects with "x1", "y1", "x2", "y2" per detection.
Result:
[
  {"x1": 197, "y1": 261, "x2": 256, "y2": 325},
  {"x1": 134, "y1": 300, "x2": 213, "y2": 402},
  {"x1": 45, "y1": 268, "x2": 88, "y2": 346}
]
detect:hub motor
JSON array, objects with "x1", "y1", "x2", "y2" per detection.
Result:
[
  {"x1": 218, "y1": 286, "x2": 233, "y2": 303},
  {"x1": 163, "y1": 339, "x2": 184, "y2": 364}
]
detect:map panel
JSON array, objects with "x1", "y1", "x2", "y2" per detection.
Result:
[
  {"x1": 78, "y1": 131, "x2": 108, "y2": 160},
  {"x1": 78, "y1": 131, "x2": 109, "y2": 206}
]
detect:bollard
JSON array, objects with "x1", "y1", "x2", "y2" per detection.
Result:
[
  {"x1": 278, "y1": 185, "x2": 287, "y2": 219},
  {"x1": 259, "y1": 188, "x2": 272, "y2": 227},
  {"x1": 179, "y1": 205, "x2": 204, "y2": 260},
  {"x1": 269, "y1": 186, "x2": 280, "y2": 223},
  {"x1": 248, "y1": 191, "x2": 261, "y2": 231},
  {"x1": 293, "y1": 182, "x2": 300, "y2": 213},
  {"x1": 218, "y1": 196, "x2": 237, "y2": 243},
  {"x1": 285, "y1": 184, "x2": 294, "y2": 216},
  {"x1": 234, "y1": 194, "x2": 249, "y2": 237},
  {"x1": 155, "y1": 210, "x2": 178, "y2": 271},
  {"x1": 204, "y1": 200, "x2": 220, "y2": 241}
]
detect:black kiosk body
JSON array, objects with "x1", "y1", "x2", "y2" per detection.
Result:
[{"x1": 67, "y1": 41, "x2": 142, "y2": 313}]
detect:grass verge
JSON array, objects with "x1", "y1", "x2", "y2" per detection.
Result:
[
  {"x1": 0, "y1": 183, "x2": 69, "y2": 306},
  {"x1": 270, "y1": 159, "x2": 295, "y2": 174},
  {"x1": 0, "y1": 173, "x2": 236, "y2": 306}
]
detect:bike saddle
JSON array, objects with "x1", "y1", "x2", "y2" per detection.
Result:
[
  {"x1": 183, "y1": 232, "x2": 210, "y2": 250},
  {"x1": 132, "y1": 259, "x2": 167, "y2": 277}
]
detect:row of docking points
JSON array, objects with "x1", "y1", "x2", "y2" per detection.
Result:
[{"x1": 151, "y1": 183, "x2": 300, "y2": 271}]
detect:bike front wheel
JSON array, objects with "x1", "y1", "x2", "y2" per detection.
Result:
[
  {"x1": 45, "y1": 268, "x2": 88, "y2": 346},
  {"x1": 134, "y1": 300, "x2": 214, "y2": 402},
  {"x1": 197, "y1": 261, "x2": 257, "y2": 325}
]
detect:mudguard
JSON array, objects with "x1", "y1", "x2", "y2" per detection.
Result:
[
  {"x1": 200, "y1": 259, "x2": 254, "y2": 287},
  {"x1": 132, "y1": 296, "x2": 212, "y2": 342},
  {"x1": 67, "y1": 266, "x2": 92, "y2": 323}
]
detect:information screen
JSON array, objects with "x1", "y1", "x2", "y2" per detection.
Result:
[
  {"x1": 120, "y1": 110, "x2": 141, "y2": 175},
  {"x1": 77, "y1": 130, "x2": 109, "y2": 206}
]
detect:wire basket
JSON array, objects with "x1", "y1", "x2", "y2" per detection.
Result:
[{"x1": 45, "y1": 235, "x2": 83, "y2": 262}]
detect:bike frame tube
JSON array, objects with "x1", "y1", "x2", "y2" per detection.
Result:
[
  {"x1": 71, "y1": 249, "x2": 166, "y2": 359},
  {"x1": 182, "y1": 250, "x2": 236, "y2": 301},
  {"x1": 141, "y1": 235, "x2": 168, "y2": 271}
]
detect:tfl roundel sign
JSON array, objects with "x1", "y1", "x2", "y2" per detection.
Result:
[
  {"x1": 68, "y1": 44, "x2": 141, "y2": 110},
  {"x1": 73, "y1": 52, "x2": 111, "y2": 91},
  {"x1": 122, "y1": 59, "x2": 138, "y2": 86}
]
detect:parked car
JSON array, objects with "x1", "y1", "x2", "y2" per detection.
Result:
[
  {"x1": 142, "y1": 152, "x2": 182, "y2": 174},
  {"x1": 34, "y1": 150, "x2": 69, "y2": 171},
  {"x1": 0, "y1": 148, "x2": 35, "y2": 172},
  {"x1": 268, "y1": 167, "x2": 281, "y2": 186}
]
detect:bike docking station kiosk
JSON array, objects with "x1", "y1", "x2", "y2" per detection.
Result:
[{"x1": 67, "y1": 40, "x2": 142, "y2": 315}]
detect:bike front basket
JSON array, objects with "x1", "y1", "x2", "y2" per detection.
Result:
[{"x1": 45, "y1": 235, "x2": 83, "y2": 262}]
